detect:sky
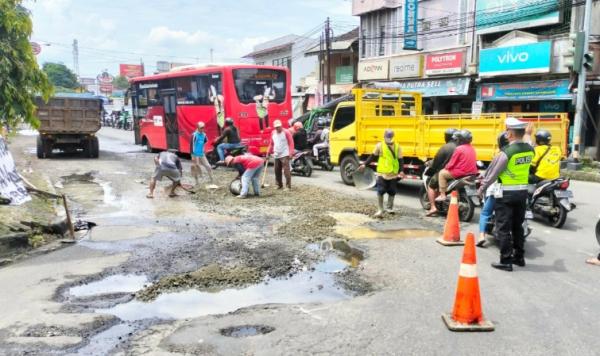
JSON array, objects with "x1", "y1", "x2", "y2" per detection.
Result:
[{"x1": 26, "y1": 0, "x2": 357, "y2": 78}]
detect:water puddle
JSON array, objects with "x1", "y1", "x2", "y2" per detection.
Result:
[
  {"x1": 330, "y1": 212, "x2": 440, "y2": 240},
  {"x1": 88, "y1": 225, "x2": 166, "y2": 242},
  {"x1": 58, "y1": 173, "x2": 119, "y2": 213},
  {"x1": 68, "y1": 323, "x2": 135, "y2": 356},
  {"x1": 220, "y1": 325, "x2": 275, "y2": 338},
  {"x1": 308, "y1": 240, "x2": 364, "y2": 268},
  {"x1": 69, "y1": 275, "x2": 148, "y2": 298}
]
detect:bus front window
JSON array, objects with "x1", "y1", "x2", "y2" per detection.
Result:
[{"x1": 233, "y1": 68, "x2": 286, "y2": 104}]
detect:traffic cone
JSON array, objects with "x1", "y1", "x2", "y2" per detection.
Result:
[
  {"x1": 442, "y1": 233, "x2": 494, "y2": 331},
  {"x1": 436, "y1": 190, "x2": 464, "y2": 246}
]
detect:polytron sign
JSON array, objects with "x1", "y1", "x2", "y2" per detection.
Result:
[
  {"x1": 425, "y1": 51, "x2": 464, "y2": 75},
  {"x1": 357, "y1": 59, "x2": 389, "y2": 81},
  {"x1": 479, "y1": 41, "x2": 552, "y2": 77}
]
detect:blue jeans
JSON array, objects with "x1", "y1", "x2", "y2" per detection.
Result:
[
  {"x1": 241, "y1": 166, "x2": 263, "y2": 196},
  {"x1": 479, "y1": 196, "x2": 495, "y2": 234},
  {"x1": 217, "y1": 143, "x2": 243, "y2": 161}
]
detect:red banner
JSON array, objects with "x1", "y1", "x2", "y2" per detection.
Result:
[
  {"x1": 119, "y1": 64, "x2": 144, "y2": 79},
  {"x1": 425, "y1": 51, "x2": 464, "y2": 75}
]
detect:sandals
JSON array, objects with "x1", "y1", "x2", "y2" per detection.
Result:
[
  {"x1": 585, "y1": 258, "x2": 600, "y2": 266},
  {"x1": 425, "y1": 210, "x2": 439, "y2": 217}
]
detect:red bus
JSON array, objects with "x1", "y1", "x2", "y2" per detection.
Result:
[{"x1": 129, "y1": 64, "x2": 291, "y2": 159}]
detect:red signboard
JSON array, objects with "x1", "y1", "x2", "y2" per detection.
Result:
[
  {"x1": 99, "y1": 83, "x2": 113, "y2": 93},
  {"x1": 425, "y1": 51, "x2": 464, "y2": 75},
  {"x1": 30, "y1": 42, "x2": 41, "y2": 55},
  {"x1": 119, "y1": 64, "x2": 144, "y2": 79}
]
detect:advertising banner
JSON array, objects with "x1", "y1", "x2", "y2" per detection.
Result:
[
  {"x1": 390, "y1": 54, "x2": 422, "y2": 78},
  {"x1": 357, "y1": 59, "x2": 389, "y2": 81},
  {"x1": 119, "y1": 64, "x2": 144, "y2": 79},
  {"x1": 404, "y1": 0, "x2": 418, "y2": 50},
  {"x1": 372, "y1": 77, "x2": 470, "y2": 97},
  {"x1": 476, "y1": 0, "x2": 560, "y2": 34},
  {"x1": 425, "y1": 51, "x2": 464, "y2": 75},
  {"x1": 0, "y1": 137, "x2": 31, "y2": 205},
  {"x1": 479, "y1": 41, "x2": 551, "y2": 77},
  {"x1": 335, "y1": 66, "x2": 354, "y2": 84},
  {"x1": 477, "y1": 79, "x2": 572, "y2": 101}
]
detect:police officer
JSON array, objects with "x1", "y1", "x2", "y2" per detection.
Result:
[{"x1": 478, "y1": 118, "x2": 534, "y2": 271}]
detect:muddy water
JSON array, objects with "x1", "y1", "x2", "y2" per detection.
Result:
[{"x1": 331, "y1": 212, "x2": 440, "y2": 240}]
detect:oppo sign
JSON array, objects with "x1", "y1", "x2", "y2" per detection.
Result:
[{"x1": 479, "y1": 41, "x2": 552, "y2": 77}]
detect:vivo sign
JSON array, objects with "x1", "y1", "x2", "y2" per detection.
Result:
[{"x1": 479, "y1": 41, "x2": 551, "y2": 77}]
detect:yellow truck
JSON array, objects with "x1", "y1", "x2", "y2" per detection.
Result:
[{"x1": 329, "y1": 88, "x2": 569, "y2": 185}]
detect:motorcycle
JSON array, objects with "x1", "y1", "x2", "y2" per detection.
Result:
[
  {"x1": 207, "y1": 144, "x2": 248, "y2": 168},
  {"x1": 291, "y1": 150, "x2": 313, "y2": 177},
  {"x1": 310, "y1": 146, "x2": 334, "y2": 171},
  {"x1": 528, "y1": 177, "x2": 575, "y2": 228},
  {"x1": 419, "y1": 165, "x2": 477, "y2": 222}
]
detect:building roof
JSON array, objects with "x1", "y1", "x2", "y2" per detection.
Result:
[
  {"x1": 242, "y1": 42, "x2": 294, "y2": 58},
  {"x1": 304, "y1": 28, "x2": 359, "y2": 56}
]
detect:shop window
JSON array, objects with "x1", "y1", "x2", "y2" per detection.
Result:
[
  {"x1": 341, "y1": 56, "x2": 351, "y2": 66},
  {"x1": 379, "y1": 26, "x2": 385, "y2": 56},
  {"x1": 361, "y1": 29, "x2": 367, "y2": 58},
  {"x1": 439, "y1": 17, "x2": 449, "y2": 27}
]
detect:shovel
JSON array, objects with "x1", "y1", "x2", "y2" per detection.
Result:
[
  {"x1": 261, "y1": 157, "x2": 270, "y2": 188},
  {"x1": 352, "y1": 167, "x2": 376, "y2": 190}
]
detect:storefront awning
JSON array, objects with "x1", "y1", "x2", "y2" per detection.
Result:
[
  {"x1": 369, "y1": 77, "x2": 470, "y2": 97},
  {"x1": 477, "y1": 79, "x2": 573, "y2": 101}
]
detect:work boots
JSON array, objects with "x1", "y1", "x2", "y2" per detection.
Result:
[
  {"x1": 386, "y1": 195, "x2": 395, "y2": 214},
  {"x1": 374, "y1": 195, "x2": 385, "y2": 218}
]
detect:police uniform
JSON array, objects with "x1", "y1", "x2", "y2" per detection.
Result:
[{"x1": 492, "y1": 118, "x2": 535, "y2": 270}]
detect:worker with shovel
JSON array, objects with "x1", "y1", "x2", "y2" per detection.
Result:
[{"x1": 147, "y1": 149, "x2": 183, "y2": 199}]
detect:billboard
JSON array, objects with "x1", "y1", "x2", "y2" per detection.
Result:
[
  {"x1": 404, "y1": 0, "x2": 418, "y2": 50},
  {"x1": 425, "y1": 51, "x2": 464, "y2": 75},
  {"x1": 479, "y1": 41, "x2": 551, "y2": 77},
  {"x1": 476, "y1": 0, "x2": 560, "y2": 34},
  {"x1": 119, "y1": 64, "x2": 144, "y2": 79}
]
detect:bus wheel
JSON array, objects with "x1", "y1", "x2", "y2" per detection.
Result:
[
  {"x1": 145, "y1": 139, "x2": 155, "y2": 153},
  {"x1": 340, "y1": 155, "x2": 358, "y2": 186}
]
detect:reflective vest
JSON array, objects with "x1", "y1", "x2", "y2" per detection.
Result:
[
  {"x1": 498, "y1": 142, "x2": 535, "y2": 186},
  {"x1": 377, "y1": 142, "x2": 399, "y2": 175}
]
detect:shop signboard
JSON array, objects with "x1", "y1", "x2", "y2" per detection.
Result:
[
  {"x1": 335, "y1": 66, "x2": 354, "y2": 84},
  {"x1": 471, "y1": 101, "x2": 483, "y2": 115},
  {"x1": 476, "y1": 0, "x2": 560, "y2": 34},
  {"x1": 477, "y1": 79, "x2": 572, "y2": 101},
  {"x1": 357, "y1": 58, "x2": 389, "y2": 81},
  {"x1": 404, "y1": 0, "x2": 418, "y2": 50},
  {"x1": 390, "y1": 55, "x2": 422, "y2": 78},
  {"x1": 374, "y1": 77, "x2": 470, "y2": 97},
  {"x1": 119, "y1": 64, "x2": 144, "y2": 79},
  {"x1": 479, "y1": 41, "x2": 551, "y2": 77},
  {"x1": 425, "y1": 51, "x2": 464, "y2": 75}
]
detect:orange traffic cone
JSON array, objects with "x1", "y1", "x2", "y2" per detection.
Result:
[
  {"x1": 436, "y1": 190, "x2": 464, "y2": 246},
  {"x1": 442, "y1": 233, "x2": 494, "y2": 331}
]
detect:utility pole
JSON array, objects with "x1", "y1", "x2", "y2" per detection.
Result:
[
  {"x1": 571, "y1": 0, "x2": 593, "y2": 161},
  {"x1": 72, "y1": 39, "x2": 79, "y2": 78},
  {"x1": 325, "y1": 17, "x2": 332, "y2": 103},
  {"x1": 210, "y1": 48, "x2": 214, "y2": 63}
]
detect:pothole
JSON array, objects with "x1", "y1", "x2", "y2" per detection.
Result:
[
  {"x1": 330, "y1": 212, "x2": 440, "y2": 240},
  {"x1": 69, "y1": 275, "x2": 148, "y2": 298},
  {"x1": 220, "y1": 325, "x2": 275, "y2": 338}
]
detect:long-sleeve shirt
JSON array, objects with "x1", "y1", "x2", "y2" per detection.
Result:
[
  {"x1": 232, "y1": 154, "x2": 264, "y2": 171},
  {"x1": 478, "y1": 152, "x2": 509, "y2": 196},
  {"x1": 445, "y1": 143, "x2": 478, "y2": 178}
]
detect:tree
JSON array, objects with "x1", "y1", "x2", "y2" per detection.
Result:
[
  {"x1": 112, "y1": 75, "x2": 130, "y2": 90},
  {"x1": 42, "y1": 62, "x2": 78, "y2": 89},
  {"x1": 0, "y1": 0, "x2": 53, "y2": 129}
]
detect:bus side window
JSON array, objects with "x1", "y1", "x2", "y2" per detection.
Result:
[
  {"x1": 332, "y1": 107, "x2": 355, "y2": 132},
  {"x1": 175, "y1": 77, "x2": 199, "y2": 104},
  {"x1": 196, "y1": 74, "x2": 222, "y2": 105}
]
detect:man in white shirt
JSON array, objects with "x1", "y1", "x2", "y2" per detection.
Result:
[{"x1": 267, "y1": 120, "x2": 294, "y2": 190}]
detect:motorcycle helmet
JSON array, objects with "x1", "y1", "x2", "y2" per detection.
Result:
[
  {"x1": 458, "y1": 129, "x2": 473, "y2": 144},
  {"x1": 444, "y1": 128, "x2": 458, "y2": 143},
  {"x1": 497, "y1": 131, "x2": 509, "y2": 149},
  {"x1": 224, "y1": 117, "x2": 234, "y2": 126},
  {"x1": 534, "y1": 129, "x2": 552, "y2": 145}
]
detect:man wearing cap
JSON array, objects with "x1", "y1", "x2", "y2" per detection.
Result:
[
  {"x1": 478, "y1": 118, "x2": 535, "y2": 271},
  {"x1": 359, "y1": 129, "x2": 404, "y2": 217},
  {"x1": 190, "y1": 121, "x2": 214, "y2": 185},
  {"x1": 267, "y1": 120, "x2": 294, "y2": 190}
]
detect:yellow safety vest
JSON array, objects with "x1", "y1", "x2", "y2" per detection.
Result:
[{"x1": 377, "y1": 142, "x2": 399, "y2": 175}]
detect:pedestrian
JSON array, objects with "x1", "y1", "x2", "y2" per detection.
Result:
[
  {"x1": 358, "y1": 129, "x2": 404, "y2": 217},
  {"x1": 267, "y1": 120, "x2": 294, "y2": 190},
  {"x1": 436, "y1": 129, "x2": 478, "y2": 201},
  {"x1": 425, "y1": 128, "x2": 458, "y2": 216},
  {"x1": 147, "y1": 149, "x2": 183, "y2": 199},
  {"x1": 190, "y1": 122, "x2": 214, "y2": 185},
  {"x1": 225, "y1": 154, "x2": 265, "y2": 198},
  {"x1": 214, "y1": 118, "x2": 243, "y2": 163},
  {"x1": 478, "y1": 117, "x2": 535, "y2": 271}
]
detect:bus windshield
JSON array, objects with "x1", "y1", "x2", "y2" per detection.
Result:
[{"x1": 233, "y1": 68, "x2": 286, "y2": 104}]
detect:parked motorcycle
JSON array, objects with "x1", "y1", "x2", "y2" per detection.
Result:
[
  {"x1": 419, "y1": 166, "x2": 477, "y2": 222},
  {"x1": 310, "y1": 146, "x2": 334, "y2": 171},
  {"x1": 291, "y1": 150, "x2": 312, "y2": 177},
  {"x1": 528, "y1": 177, "x2": 575, "y2": 228}
]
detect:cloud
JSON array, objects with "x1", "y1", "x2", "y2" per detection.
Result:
[{"x1": 146, "y1": 26, "x2": 213, "y2": 46}]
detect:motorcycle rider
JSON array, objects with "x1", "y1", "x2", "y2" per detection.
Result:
[
  {"x1": 436, "y1": 129, "x2": 478, "y2": 201},
  {"x1": 425, "y1": 128, "x2": 458, "y2": 216},
  {"x1": 291, "y1": 122, "x2": 308, "y2": 153},
  {"x1": 529, "y1": 129, "x2": 562, "y2": 184},
  {"x1": 358, "y1": 129, "x2": 404, "y2": 217},
  {"x1": 478, "y1": 118, "x2": 535, "y2": 272},
  {"x1": 312, "y1": 125, "x2": 330, "y2": 159},
  {"x1": 214, "y1": 118, "x2": 243, "y2": 163},
  {"x1": 477, "y1": 132, "x2": 510, "y2": 247}
]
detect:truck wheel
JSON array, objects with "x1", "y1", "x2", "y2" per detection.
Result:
[
  {"x1": 90, "y1": 137, "x2": 99, "y2": 158},
  {"x1": 340, "y1": 155, "x2": 359, "y2": 186},
  {"x1": 36, "y1": 136, "x2": 45, "y2": 159}
]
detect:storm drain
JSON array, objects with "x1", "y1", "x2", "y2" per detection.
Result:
[{"x1": 220, "y1": 325, "x2": 275, "y2": 338}]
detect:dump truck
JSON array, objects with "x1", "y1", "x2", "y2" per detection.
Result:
[
  {"x1": 35, "y1": 93, "x2": 103, "y2": 159},
  {"x1": 329, "y1": 88, "x2": 570, "y2": 185}
]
